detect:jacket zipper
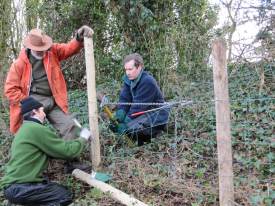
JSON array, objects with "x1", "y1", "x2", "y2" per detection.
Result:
[
  {"x1": 46, "y1": 53, "x2": 53, "y2": 94},
  {"x1": 27, "y1": 63, "x2": 32, "y2": 96}
]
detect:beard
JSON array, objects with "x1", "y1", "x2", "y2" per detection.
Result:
[{"x1": 30, "y1": 50, "x2": 45, "y2": 60}]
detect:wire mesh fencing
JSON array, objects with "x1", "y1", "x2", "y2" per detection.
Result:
[{"x1": 68, "y1": 65, "x2": 274, "y2": 205}]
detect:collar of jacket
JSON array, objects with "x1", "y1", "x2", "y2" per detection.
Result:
[
  {"x1": 23, "y1": 117, "x2": 43, "y2": 125},
  {"x1": 123, "y1": 69, "x2": 144, "y2": 89},
  {"x1": 16, "y1": 49, "x2": 30, "y2": 64},
  {"x1": 17, "y1": 48, "x2": 50, "y2": 64}
]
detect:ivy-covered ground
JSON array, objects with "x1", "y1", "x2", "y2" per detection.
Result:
[{"x1": 0, "y1": 64, "x2": 274, "y2": 205}]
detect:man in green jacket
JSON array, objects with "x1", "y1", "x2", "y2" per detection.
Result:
[{"x1": 0, "y1": 97, "x2": 91, "y2": 205}]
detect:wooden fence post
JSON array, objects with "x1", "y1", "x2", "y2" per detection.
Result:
[
  {"x1": 212, "y1": 39, "x2": 234, "y2": 206},
  {"x1": 84, "y1": 37, "x2": 101, "y2": 168}
]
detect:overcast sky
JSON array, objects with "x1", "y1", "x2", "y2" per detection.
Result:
[{"x1": 209, "y1": 0, "x2": 263, "y2": 60}]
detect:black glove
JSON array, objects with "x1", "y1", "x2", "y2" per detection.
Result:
[{"x1": 76, "y1": 25, "x2": 94, "y2": 41}]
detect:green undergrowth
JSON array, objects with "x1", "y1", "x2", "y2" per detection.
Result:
[
  {"x1": 0, "y1": 64, "x2": 274, "y2": 205},
  {"x1": 67, "y1": 64, "x2": 274, "y2": 205}
]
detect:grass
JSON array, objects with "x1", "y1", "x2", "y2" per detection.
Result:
[{"x1": 0, "y1": 64, "x2": 274, "y2": 205}]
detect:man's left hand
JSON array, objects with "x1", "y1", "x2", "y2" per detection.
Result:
[
  {"x1": 77, "y1": 25, "x2": 94, "y2": 41},
  {"x1": 114, "y1": 109, "x2": 126, "y2": 123},
  {"x1": 117, "y1": 123, "x2": 128, "y2": 135}
]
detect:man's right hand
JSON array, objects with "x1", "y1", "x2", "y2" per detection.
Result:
[
  {"x1": 80, "y1": 128, "x2": 92, "y2": 140},
  {"x1": 114, "y1": 109, "x2": 126, "y2": 123}
]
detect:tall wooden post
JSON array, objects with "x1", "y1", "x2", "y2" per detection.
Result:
[
  {"x1": 212, "y1": 39, "x2": 234, "y2": 206},
  {"x1": 84, "y1": 37, "x2": 101, "y2": 168}
]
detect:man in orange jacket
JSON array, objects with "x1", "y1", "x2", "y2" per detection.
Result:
[
  {"x1": 4, "y1": 25, "x2": 92, "y2": 139},
  {"x1": 4, "y1": 26, "x2": 93, "y2": 173}
]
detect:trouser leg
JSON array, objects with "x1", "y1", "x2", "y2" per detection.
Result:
[
  {"x1": 47, "y1": 105, "x2": 78, "y2": 140},
  {"x1": 4, "y1": 182, "x2": 73, "y2": 206},
  {"x1": 30, "y1": 94, "x2": 77, "y2": 140},
  {"x1": 127, "y1": 114, "x2": 166, "y2": 146}
]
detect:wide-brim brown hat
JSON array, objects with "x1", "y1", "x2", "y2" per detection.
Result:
[{"x1": 23, "y1": 28, "x2": 53, "y2": 51}]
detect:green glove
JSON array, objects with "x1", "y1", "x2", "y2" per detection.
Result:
[
  {"x1": 91, "y1": 171, "x2": 112, "y2": 182},
  {"x1": 124, "y1": 115, "x2": 132, "y2": 124},
  {"x1": 114, "y1": 109, "x2": 126, "y2": 123},
  {"x1": 117, "y1": 123, "x2": 128, "y2": 135},
  {"x1": 109, "y1": 122, "x2": 127, "y2": 134}
]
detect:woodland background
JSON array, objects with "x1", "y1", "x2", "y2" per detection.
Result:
[{"x1": 0, "y1": 0, "x2": 274, "y2": 205}]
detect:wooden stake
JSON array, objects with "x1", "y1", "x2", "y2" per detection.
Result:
[
  {"x1": 72, "y1": 169, "x2": 148, "y2": 206},
  {"x1": 84, "y1": 37, "x2": 101, "y2": 168},
  {"x1": 212, "y1": 39, "x2": 234, "y2": 206}
]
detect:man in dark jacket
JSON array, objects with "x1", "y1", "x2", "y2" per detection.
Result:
[
  {"x1": 112, "y1": 53, "x2": 169, "y2": 145},
  {"x1": 0, "y1": 97, "x2": 91, "y2": 205}
]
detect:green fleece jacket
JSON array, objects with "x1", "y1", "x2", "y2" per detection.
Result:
[{"x1": 0, "y1": 120, "x2": 86, "y2": 189}]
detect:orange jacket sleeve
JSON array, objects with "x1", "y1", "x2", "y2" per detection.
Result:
[
  {"x1": 4, "y1": 60, "x2": 28, "y2": 105},
  {"x1": 53, "y1": 38, "x2": 83, "y2": 61}
]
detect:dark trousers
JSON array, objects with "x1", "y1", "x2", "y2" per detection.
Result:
[
  {"x1": 4, "y1": 182, "x2": 73, "y2": 206},
  {"x1": 129, "y1": 125, "x2": 166, "y2": 146},
  {"x1": 126, "y1": 108, "x2": 169, "y2": 145}
]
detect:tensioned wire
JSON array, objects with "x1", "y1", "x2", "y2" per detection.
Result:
[
  {"x1": 102, "y1": 96, "x2": 275, "y2": 106},
  {"x1": 96, "y1": 96, "x2": 274, "y2": 140}
]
